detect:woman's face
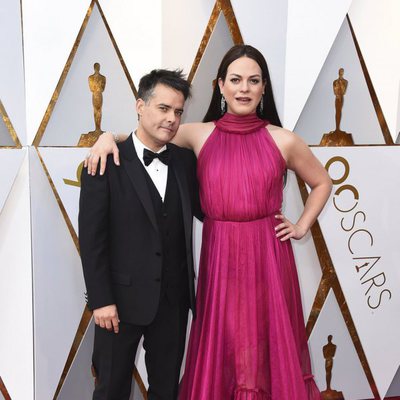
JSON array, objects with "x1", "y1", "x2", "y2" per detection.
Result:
[{"x1": 218, "y1": 56, "x2": 265, "y2": 116}]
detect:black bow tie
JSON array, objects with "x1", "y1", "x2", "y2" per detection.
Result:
[{"x1": 143, "y1": 148, "x2": 170, "y2": 166}]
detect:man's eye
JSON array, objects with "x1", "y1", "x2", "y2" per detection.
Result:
[
  {"x1": 176, "y1": 111, "x2": 183, "y2": 116},
  {"x1": 159, "y1": 106, "x2": 167, "y2": 111}
]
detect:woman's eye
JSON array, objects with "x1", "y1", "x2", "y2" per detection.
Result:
[
  {"x1": 250, "y1": 79, "x2": 260, "y2": 84},
  {"x1": 230, "y1": 78, "x2": 239, "y2": 83}
]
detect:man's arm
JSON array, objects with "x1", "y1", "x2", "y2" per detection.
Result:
[{"x1": 78, "y1": 165, "x2": 119, "y2": 333}]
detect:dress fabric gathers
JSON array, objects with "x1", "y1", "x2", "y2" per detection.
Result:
[{"x1": 179, "y1": 112, "x2": 321, "y2": 399}]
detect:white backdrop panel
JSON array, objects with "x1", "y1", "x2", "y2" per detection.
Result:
[
  {"x1": 39, "y1": 147, "x2": 90, "y2": 235},
  {"x1": 386, "y1": 365, "x2": 400, "y2": 397},
  {"x1": 314, "y1": 146, "x2": 400, "y2": 398},
  {"x1": 0, "y1": 151, "x2": 34, "y2": 400},
  {"x1": 40, "y1": 3, "x2": 137, "y2": 146},
  {"x1": 284, "y1": 0, "x2": 352, "y2": 131},
  {"x1": 230, "y1": 0, "x2": 288, "y2": 121},
  {"x1": 58, "y1": 318, "x2": 95, "y2": 399},
  {"x1": 349, "y1": 0, "x2": 400, "y2": 142},
  {"x1": 295, "y1": 18, "x2": 384, "y2": 145},
  {"x1": 309, "y1": 290, "x2": 373, "y2": 399},
  {"x1": 0, "y1": 0, "x2": 26, "y2": 144},
  {"x1": 23, "y1": 0, "x2": 90, "y2": 143},
  {"x1": 0, "y1": 149, "x2": 25, "y2": 215},
  {"x1": 183, "y1": 13, "x2": 234, "y2": 124},
  {"x1": 162, "y1": 0, "x2": 215, "y2": 75},
  {"x1": 283, "y1": 171, "x2": 322, "y2": 320},
  {"x1": 30, "y1": 148, "x2": 86, "y2": 400},
  {"x1": 100, "y1": 0, "x2": 162, "y2": 87}
]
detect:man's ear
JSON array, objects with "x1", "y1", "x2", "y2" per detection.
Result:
[{"x1": 136, "y1": 98, "x2": 145, "y2": 116}]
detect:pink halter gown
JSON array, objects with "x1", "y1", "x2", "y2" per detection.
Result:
[{"x1": 179, "y1": 112, "x2": 321, "y2": 400}]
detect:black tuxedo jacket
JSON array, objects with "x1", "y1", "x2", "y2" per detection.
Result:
[{"x1": 79, "y1": 135, "x2": 200, "y2": 325}]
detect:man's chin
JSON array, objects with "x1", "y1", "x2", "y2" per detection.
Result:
[{"x1": 159, "y1": 131, "x2": 177, "y2": 142}]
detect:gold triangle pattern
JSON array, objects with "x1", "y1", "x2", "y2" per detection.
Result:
[
  {"x1": 35, "y1": 147, "x2": 79, "y2": 253},
  {"x1": 32, "y1": 0, "x2": 137, "y2": 148},
  {"x1": 346, "y1": 15, "x2": 394, "y2": 146},
  {"x1": 188, "y1": 0, "x2": 243, "y2": 83},
  {"x1": 0, "y1": 100, "x2": 22, "y2": 148}
]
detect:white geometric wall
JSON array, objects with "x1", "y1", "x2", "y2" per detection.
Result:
[{"x1": 1, "y1": 1, "x2": 400, "y2": 399}]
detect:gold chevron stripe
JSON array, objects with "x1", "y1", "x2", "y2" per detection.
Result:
[
  {"x1": 347, "y1": 14, "x2": 394, "y2": 146},
  {"x1": 0, "y1": 377, "x2": 12, "y2": 400},
  {"x1": 188, "y1": 0, "x2": 243, "y2": 83},
  {"x1": 32, "y1": 1, "x2": 95, "y2": 147},
  {"x1": 96, "y1": 0, "x2": 138, "y2": 99},
  {"x1": 0, "y1": 100, "x2": 22, "y2": 148},
  {"x1": 52, "y1": 306, "x2": 92, "y2": 399},
  {"x1": 35, "y1": 147, "x2": 80, "y2": 253}
]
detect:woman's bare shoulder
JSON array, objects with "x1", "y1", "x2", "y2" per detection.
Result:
[
  {"x1": 174, "y1": 121, "x2": 216, "y2": 153},
  {"x1": 180, "y1": 121, "x2": 215, "y2": 135},
  {"x1": 267, "y1": 124, "x2": 299, "y2": 146},
  {"x1": 266, "y1": 124, "x2": 302, "y2": 158},
  {"x1": 267, "y1": 124, "x2": 319, "y2": 173}
]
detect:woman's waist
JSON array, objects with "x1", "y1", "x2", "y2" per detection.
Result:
[{"x1": 204, "y1": 211, "x2": 279, "y2": 224}]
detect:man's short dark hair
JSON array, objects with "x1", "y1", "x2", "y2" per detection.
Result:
[{"x1": 137, "y1": 69, "x2": 191, "y2": 102}]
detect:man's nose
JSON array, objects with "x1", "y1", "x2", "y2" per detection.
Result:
[{"x1": 167, "y1": 110, "x2": 176, "y2": 123}]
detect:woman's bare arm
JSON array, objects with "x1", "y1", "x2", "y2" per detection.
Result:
[
  {"x1": 85, "y1": 122, "x2": 215, "y2": 175},
  {"x1": 269, "y1": 125, "x2": 332, "y2": 241},
  {"x1": 174, "y1": 122, "x2": 215, "y2": 157},
  {"x1": 85, "y1": 132, "x2": 126, "y2": 175}
]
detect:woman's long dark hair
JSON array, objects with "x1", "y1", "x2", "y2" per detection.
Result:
[{"x1": 203, "y1": 45, "x2": 282, "y2": 127}]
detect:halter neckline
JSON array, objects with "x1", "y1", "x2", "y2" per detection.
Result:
[{"x1": 215, "y1": 112, "x2": 268, "y2": 134}]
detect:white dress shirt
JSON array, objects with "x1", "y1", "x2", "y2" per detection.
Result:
[{"x1": 132, "y1": 133, "x2": 168, "y2": 201}]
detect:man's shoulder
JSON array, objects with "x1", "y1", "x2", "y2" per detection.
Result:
[{"x1": 169, "y1": 143, "x2": 195, "y2": 162}]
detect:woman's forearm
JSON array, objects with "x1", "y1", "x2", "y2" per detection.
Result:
[{"x1": 296, "y1": 180, "x2": 332, "y2": 232}]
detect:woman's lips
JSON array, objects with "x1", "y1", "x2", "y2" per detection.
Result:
[{"x1": 236, "y1": 97, "x2": 251, "y2": 103}]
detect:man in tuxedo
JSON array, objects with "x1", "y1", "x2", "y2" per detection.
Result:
[{"x1": 79, "y1": 69, "x2": 200, "y2": 400}]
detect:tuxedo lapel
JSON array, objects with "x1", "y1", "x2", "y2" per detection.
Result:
[{"x1": 119, "y1": 135, "x2": 159, "y2": 233}]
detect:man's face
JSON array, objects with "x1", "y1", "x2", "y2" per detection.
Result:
[{"x1": 136, "y1": 83, "x2": 185, "y2": 151}]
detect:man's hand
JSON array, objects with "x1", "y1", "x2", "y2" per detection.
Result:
[{"x1": 93, "y1": 304, "x2": 120, "y2": 333}]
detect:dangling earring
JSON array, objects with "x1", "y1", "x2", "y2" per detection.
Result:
[
  {"x1": 259, "y1": 95, "x2": 264, "y2": 113},
  {"x1": 220, "y1": 94, "x2": 226, "y2": 114}
]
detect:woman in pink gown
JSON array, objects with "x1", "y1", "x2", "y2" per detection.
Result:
[
  {"x1": 178, "y1": 46, "x2": 329, "y2": 400},
  {"x1": 87, "y1": 45, "x2": 332, "y2": 399}
]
